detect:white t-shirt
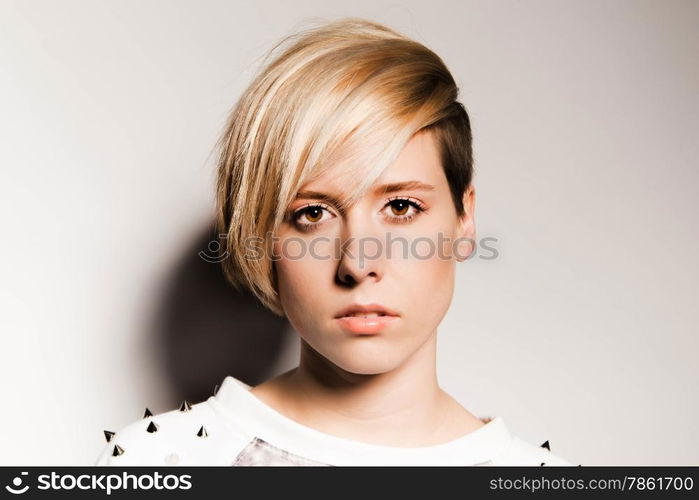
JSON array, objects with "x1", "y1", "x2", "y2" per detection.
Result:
[{"x1": 94, "y1": 375, "x2": 573, "y2": 466}]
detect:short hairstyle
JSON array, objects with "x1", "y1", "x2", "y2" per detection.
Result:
[{"x1": 215, "y1": 17, "x2": 474, "y2": 316}]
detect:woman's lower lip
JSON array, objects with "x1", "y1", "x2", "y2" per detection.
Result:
[{"x1": 335, "y1": 315, "x2": 399, "y2": 334}]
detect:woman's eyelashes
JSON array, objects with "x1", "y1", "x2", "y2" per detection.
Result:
[{"x1": 290, "y1": 197, "x2": 427, "y2": 232}]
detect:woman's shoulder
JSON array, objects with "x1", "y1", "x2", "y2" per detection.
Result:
[
  {"x1": 490, "y1": 435, "x2": 576, "y2": 466},
  {"x1": 94, "y1": 398, "x2": 250, "y2": 466}
]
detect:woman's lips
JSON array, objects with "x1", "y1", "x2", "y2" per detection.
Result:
[{"x1": 335, "y1": 314, "x2": 399, "y2": 334}]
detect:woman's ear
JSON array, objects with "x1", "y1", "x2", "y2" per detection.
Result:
[{"x1": 455, "y1": 185, "x2": 476, "y2": 261}]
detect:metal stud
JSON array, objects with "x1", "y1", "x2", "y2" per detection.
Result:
[
  {"x1": 540, "y1": 440, "x2": 550, "y2": 450},
  {"x1": 213, "y1": 384, "x2": 219, "y2": 396},
  {"x1": 112, "y1": 444, "x2": 125, "y2": 457},
  {"x1": 143, "y1": 408, "x2": 153, "y2": 418},
  {"x1": 103, "y1": 430, "x2": 115, "y2": 443},
  {"x1": 146, "y1": 421, "x2": 159, "y2": 433},
  {"x1": 179, "y1": 400, "x2": 192, "y2": 412},
  {"x1": 196, "y1": 425, "x2": 208, "y2": 438}
]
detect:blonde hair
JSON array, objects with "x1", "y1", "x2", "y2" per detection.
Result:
[{"x1": 215, "y1": 17, "x2": 474, "y2": 316}]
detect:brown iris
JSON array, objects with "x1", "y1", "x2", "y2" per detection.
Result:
[
  {"x1": 389, "y1": 200, "x2": 410, "y2": 216},
  {"x1": 304, "y1": 206, "x2": 323, "y2": 223}
]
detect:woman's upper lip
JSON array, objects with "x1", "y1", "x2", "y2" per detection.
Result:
[{"x1": 334, "y1": 303, "x2": 400, "y2": 318}]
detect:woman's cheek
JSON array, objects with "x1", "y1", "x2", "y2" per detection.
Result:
[
  {"x1": 276, "y1": 254, "x2": 330, "y2": 323},
  {"x1": 277, "y1": 257, "x2": 312, "y2": 301},
  {"x1": 407, "y1": 232, "x2": 456, "y2": 323}
]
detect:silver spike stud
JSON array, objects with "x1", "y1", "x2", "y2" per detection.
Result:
[
  {"x1": 540, "y1": 440, "x2": 550, "y2": 450},
  {"x1": 104, "y1": 430, "x2": 115, "y2": 443},
  {"x1": 196, "y1": 425, "x2": 208, "y2": 438},
  {"x1": 213, "y1": 384, "x2": 219, "y2": 396},
  {"x1": 112, "y1": 444, "x2": 125, "y2": 457},
  {"x1": 143, "y1": 408, "x2": 153, "y2": 418},
  {"x1": 146, "y1": 421, "x2": 159, "y2": 433},
  {"x1": 179, "y1": 400, "x2": 192, "y2": 412}
]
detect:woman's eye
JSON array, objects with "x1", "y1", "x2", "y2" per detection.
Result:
[
  {"x1": 291, "y1": 198, "x2": 425, "y2": 231},
  {"x1": 293, "y1": 204, "x2": 334, "y2": 229},
  {"x1": 383, "y1": 198, "x2": 425, "y2": 222}
]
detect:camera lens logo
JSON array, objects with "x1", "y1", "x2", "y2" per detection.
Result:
[{"x1": 5, "y1": 472, "x2": 29, "y2": 495}]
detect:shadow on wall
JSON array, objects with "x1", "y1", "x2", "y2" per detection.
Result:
[{"x1": 149, "y1": 222, "x2": 290, "y2": 407}]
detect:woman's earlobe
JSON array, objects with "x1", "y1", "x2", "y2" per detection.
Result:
[
  {"x1": 454, "y1": 233, "x2": 475, "y2": 262},
  {"x1": 453, "y1": 214, "x2": 476, "y2": 261}
]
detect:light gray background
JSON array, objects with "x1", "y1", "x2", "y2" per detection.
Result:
[{"x1": 1, "y1": 0, "x2": 697, "y2": 465}]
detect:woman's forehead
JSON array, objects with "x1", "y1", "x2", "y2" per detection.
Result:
[{"x1": 297, "y1": 130, "x2": 443, "y2": 197}]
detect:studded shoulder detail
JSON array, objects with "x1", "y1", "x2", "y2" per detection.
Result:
[{"x1": 95, "y1": 385, "x2": 223, "y2": 466}]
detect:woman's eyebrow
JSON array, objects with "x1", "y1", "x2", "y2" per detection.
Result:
[
  {"x1": 294, "y1": 191, "x2": 343, "y2": 205},
  {"x1": 294, "y1": 181, "x2": 435, "y2": 205},
  {"x1": 372, "y1": 180, "x2": 435, "y2": 195}
]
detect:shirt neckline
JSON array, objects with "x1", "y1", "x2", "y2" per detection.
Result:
[{"x1": 209, "y1": 375, "x2": 513, "y2": 465}]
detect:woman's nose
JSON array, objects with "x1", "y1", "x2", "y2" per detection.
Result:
[{"x1": 335, "y1": 217, "x2": 384, "y2": 286}]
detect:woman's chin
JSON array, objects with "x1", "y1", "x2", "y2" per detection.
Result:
[{"x1": 325, "y1": 345, "x2": 405, "y2": 375}]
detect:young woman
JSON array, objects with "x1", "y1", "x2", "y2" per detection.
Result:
[{"x1": 95, "y1": 17, "x2": 572, "y2": 466}]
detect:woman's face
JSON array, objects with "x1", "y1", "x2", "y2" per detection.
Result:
[{"x1": 273, "y1": 129, "x2": 475, "y2": 375}]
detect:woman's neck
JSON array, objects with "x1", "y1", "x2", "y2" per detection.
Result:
[{"x1": 249, "y1": 333, "x2": 484, "y2": 447}]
